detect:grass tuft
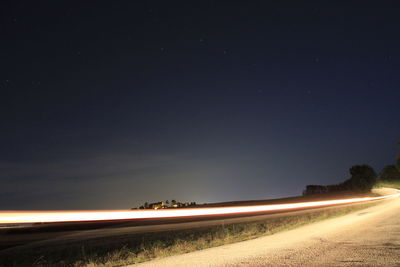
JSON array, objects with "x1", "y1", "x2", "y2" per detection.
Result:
[{"x1": 374, "y1": 180, "x2": 400, "y2": 190}]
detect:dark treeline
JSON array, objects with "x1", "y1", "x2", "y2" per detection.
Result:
[{"x1": 304, "y1": 143, "x2": 400, "y2": 195}]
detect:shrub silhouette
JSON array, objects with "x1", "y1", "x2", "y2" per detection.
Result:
[
  {"x1": 345, "y1": 164, "x2": 377, "y2": 191},
  {"x1": 380, "y1": 165, "x2": 400, "y2": 181}
]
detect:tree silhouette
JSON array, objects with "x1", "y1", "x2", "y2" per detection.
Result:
[
  {"x1": 380, "y1": 165, "x2": 400, "y2": 181},
  {"x1": 347, "y1": 165, "x2": 377, "y2": 191}
]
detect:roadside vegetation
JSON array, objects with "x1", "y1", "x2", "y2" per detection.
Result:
[
  {"x1": 303, "y1": 164, "x2": 377, "y2": 195},
  {"x1": 374, "y1": 180, "x2": 400, "y2": 190},
  {"x1": 375, "y1": 151, "x2": 400, "y2": 190},
  {"x1": 304, "y1": 142, "x2": 400, "y2": 196}
]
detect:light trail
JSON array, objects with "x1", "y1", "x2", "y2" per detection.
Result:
[{"x1": 1, "y1": 191, "x2": 399, "y2": 224}]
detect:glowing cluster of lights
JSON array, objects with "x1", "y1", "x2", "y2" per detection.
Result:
[{"x1": 1, "y1": 192, "x2": 399, "y2": 224}]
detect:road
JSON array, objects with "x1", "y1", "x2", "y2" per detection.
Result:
[
  {"x1": 0, "y1": 201, "x2": 373, "y2": 251},
  {"x1": 133, "y1": 188, "x2": 400, "y2": 267},
  {"x1": 2, "y1": 191, "x2": 391, "y2": 251},
  {"x1": 1, "y1": 188, "x2": 397, "y2": 266},
  {"x1": 0, "y1": 193, "x2": 388, "y2": 224}
]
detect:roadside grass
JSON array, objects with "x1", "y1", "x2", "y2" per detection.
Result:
[
  {"x1": 374, "y1": 180, "x2": 400, "y2": 190},
  {"x1": 0, "y1": 201, "x2": 380, "y2": 267}
]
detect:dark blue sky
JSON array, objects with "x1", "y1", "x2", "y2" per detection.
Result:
[{"x1": 1, "y1": 2, "x2": 399, "y2": 209}]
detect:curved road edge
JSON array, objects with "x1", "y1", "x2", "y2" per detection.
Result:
[{"x1": 132, "y1": 187, "x2": 400, "y2": 267}]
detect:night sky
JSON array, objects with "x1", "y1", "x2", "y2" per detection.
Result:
[{"x1": 1, "y1": 2, "x2": 399, "y2": 210}]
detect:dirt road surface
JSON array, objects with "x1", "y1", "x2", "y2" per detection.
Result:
[{"x1": 132, "y1": 188, "x2": 400, "y2": 267}]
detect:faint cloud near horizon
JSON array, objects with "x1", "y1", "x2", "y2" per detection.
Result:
[{"x1": 0, "y1": 152, "x2": 234, "y2": 209}]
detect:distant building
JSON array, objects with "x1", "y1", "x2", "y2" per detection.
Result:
[{"x1": 148, "y1": 201, "x2": 168, "y2": 209}]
